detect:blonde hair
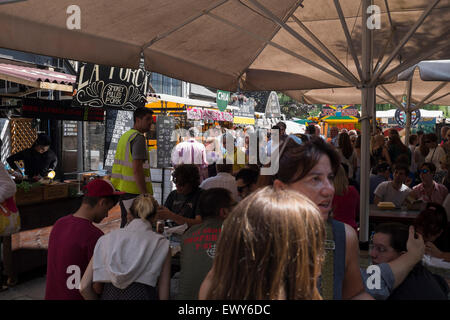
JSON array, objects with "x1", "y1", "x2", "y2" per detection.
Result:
[
  {"x1": 370, "y1": 134, "x2": 385, "y2": 154},
  {"x1": 206, "y1": 186, "x2": 325, "y2": 300},
  {"x1": 333, "y1": 165, "x2": 349, "y2": 196},
  {"x1": 129, "y1": 194, "x2": 158, "y2": 222}
]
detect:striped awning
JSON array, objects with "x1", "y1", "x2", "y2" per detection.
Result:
[{"x1": 0, "y1": 63, "x2": 75, "y2": 92}]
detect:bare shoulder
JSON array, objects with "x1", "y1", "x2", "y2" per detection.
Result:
[
  {"x1": 198, "y1": 268, "x2": 214, "y2": 300},
  {"x1": 343, "y1": 223, "x2": 359, "y2": 250}
]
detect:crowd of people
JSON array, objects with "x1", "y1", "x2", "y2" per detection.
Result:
[{"x1": 6, "y1": 107, "x2": 447, "y2": 300}]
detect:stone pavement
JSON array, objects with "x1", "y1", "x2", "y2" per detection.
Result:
[{"x1": 0, "y1": 273, "x2": 46, "y2": 300}]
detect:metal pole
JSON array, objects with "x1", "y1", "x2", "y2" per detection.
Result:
[
  {"x1": 405, "y1": 79, "x2": 413, "y2": 144},
  {"x1": 405, "y1": 109, "x2": 412, "y2": 145},
  {"x1": 333, "y1": 0, "x2": 363, "y2": 80},
  {"x1": 372, "y1": 90, "x2": 377, "y2": 134},
  {"x1": 359, "y1": 0, "x2": 373, "y2": 243},
  {"x1": 77, "y1": 121, "x2": 84, "y2": 172}
]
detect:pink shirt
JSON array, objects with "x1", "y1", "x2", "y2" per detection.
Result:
[
  {"x1": 332, "y1": 185, "x2": 359, "y2": 230},
  {"x1": 171, "y1": 138, "x2": 207, "y2": 167},
  {"x1": 412, "y1": 181, "x2": 448, "y2": 205}
]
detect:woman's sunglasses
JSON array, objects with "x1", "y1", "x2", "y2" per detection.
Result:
[
  {"x1": 420, "y1": 168, "x2": 430, "y2": 174},
  {"x1": 172, "y1": 177, "x2": 185, "y2": 186},
  {"x1": 278, "y1": 134, "x2": 303, "y2": 159}
]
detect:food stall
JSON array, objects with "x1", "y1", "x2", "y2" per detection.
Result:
[
  {"x1": 376, "y1": 108, "x2": 443, "y2": 135},
  {"x1": 1, "y1": 116, "x2": 87, "y2": 280},
  {"x1": 314, "y1": 104, "x2": 361, "y2": 136},
  {"x1": 144, "y1": 94, "x2": 236, "y2": 204},
  {"x1": 1, "y1": 94, "x2": 105, "y2": 280}
]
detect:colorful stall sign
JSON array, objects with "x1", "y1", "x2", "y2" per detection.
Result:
[
  {"x1": 187, "y1": 107, "x2": 233, "y2": 122},
  {"x1": 320, "y1": 104, "x2": 360, "y2": 117},
  {"x1": 394, "y1": 108, "x2": 421, "y2": 127},
  {"x1": 216, "y1": 90, "x2": 230, "y2": 112}
]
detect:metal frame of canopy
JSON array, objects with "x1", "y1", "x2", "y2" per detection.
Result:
[{"x1": 241, "y1": 0, "x2": 448, "y2": 241}]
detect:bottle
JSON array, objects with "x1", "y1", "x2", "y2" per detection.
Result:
[
  {"x1": 163, "y1": 226, "x2": 169, "y2": 239},
  {"x1": 156, "y1": 220, "x2": 165, "y2": 234}
]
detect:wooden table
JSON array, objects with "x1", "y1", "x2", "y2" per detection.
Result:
[{"x1": 369, "y1": 204, "x2": 420, "y2": 225}]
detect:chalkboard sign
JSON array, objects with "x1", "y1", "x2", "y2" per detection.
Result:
[
  {"x1": 156, "y1": 115, "x2": 175, "y2": 168},
  {"x1": 73, "y1": 63, "x2": 149, "y2": 111},
  {"x1": 104, "y1": 109, "x2": 134, "y2": 172},
  {"x1": 63, "y1": 121, "x2": 78, "y2": 136}
]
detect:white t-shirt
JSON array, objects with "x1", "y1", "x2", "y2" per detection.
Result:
[
  {"x1": 425, "y1": 146, "x2": 446, "y2": 172},
  {"x1": 199, "y1": 172, "x2": 239, "y2": 201},
  {"x1": 374, "y1": 181, "x2": 411, "y2": 207}
]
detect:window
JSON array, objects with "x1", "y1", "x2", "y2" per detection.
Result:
[{"x1": 150, "y1": 72, "x2": 182, "y2": 97}]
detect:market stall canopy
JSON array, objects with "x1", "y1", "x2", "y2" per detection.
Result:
[
  {"x1": 145, "y1": 93, "x2": 238, "y2": 111},
  {"x1": 0, "y1": 62, "x2": 75, "y2": 93},
  {"x1": 376, "y1": 108, "x2": 444, "y2": 118},
  {"x1": 1, "y1": 1, "x2": 450, "y2": 92}
]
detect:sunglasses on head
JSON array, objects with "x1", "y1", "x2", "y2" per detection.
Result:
[{"x1": 278, "y1": 134, "x2": 303, "y2": 159}]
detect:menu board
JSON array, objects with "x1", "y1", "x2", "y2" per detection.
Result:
[
  {"x1": 104, "y1": 109, "x2": 134, "y2": 172},
  {"x1": 156, "y1": 115, "x2": 175, "y2": 168},
  {"x1": 63, "y1": 121, "x2": 78, "y2": 136}
]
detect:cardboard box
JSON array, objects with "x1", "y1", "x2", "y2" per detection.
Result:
[
  {"x1": 42, "y1": 183, "x2": 69, "y2": 200},
  {"x1": 15, "y1": 185, "x2": 44, "y2": 205}
]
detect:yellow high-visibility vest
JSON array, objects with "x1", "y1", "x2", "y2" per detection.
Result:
[{"x1": 111, "y1": 129, "x2": 153, "y2": 195}]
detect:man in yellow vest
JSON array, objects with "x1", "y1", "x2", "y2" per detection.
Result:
[{"x1": 111, "y1": 108, "x2": 154, "y2": 227}]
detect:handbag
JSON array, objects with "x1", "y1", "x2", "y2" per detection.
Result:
[{"x1": 0, "y1": 196, "x2": 21, "y2": 236}]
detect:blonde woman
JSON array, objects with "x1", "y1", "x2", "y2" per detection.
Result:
[
  {"x1": 80, "y1": 194, "x2": 171, "y2": 300},
  {"x1": 199, "y1": 186, "x2": 326, "y2": 300},
  {"x1": 332, "y1": 165, "x2": 359, "y2": 230}
]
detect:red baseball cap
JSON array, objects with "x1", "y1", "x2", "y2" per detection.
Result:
[{"x1": 84, "y1": 179, "x2": 125, "y2": 197}]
